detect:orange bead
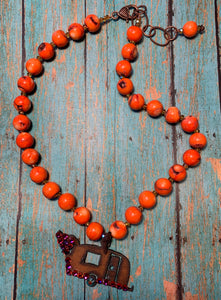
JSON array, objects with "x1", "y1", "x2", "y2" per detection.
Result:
[
  {"x1": 42, "y1": 182, "x2": 60, "y2": 199},
  {"x1": 13, "y1": 115, "x2": 31, "y2": 131},
  {"x1": 30, "y1": 166, "x2": 48, "y2": 184},
  {"x1": 117, "y1": 78, "x2": 133, "y2": 95},
  {"x1": 17, "y1": 76, "x2": 35, "y2": 94},
  {"x1": 121, "y1": 43, "x2": 138, "y2": 61},
  {"x1": 189, "y1": 133, "x2": 207, "y2": 149},
  {"x1": 16, "y1": 132, "x2": 34, "y2": 149},
  {"x1": 38, "y1": 42, "x2": 55, "y2": 60},
  {"x1": 116, "y1": 60, "x2": 132, "y2": 77},
  {"x1": 52, "y1": 30, "x2": 69, "y2": 48},
  {"x1": 84, "y1": 14, "x2": 100, "y2": 33},
  {"x1": 146, "y1": 100, "x2": 163, "y2": 117},
  {"x1": 109, "y1": 221, "x2": 127, "y2": 240},
  {"x1": 73, "y1": 207, "x2": 91, "y2": 225},
  {"x1": 13, "y1": 95, "x2": 32, "y2": 113},
  {"x1": 128, "y1": 94, "x2": 145, "y2": 111},
  {"x1": 127, "y1": 26, "x2": 143, "y2": 43},
  {"x1": 183, "y1": 149, "x2": 201, "y2": 167},
  {"x1": 165, "y1": 107, "x2": 181, "y2": 124},
  {"x1": 26, "y1": 58, "x2": 43, "y2": 76},
  {"x1": 86, "y1": 222, "x2": 104, "y2": 241},
  {"x1": 138, "y1": 191, "x2": 156, "y2": 209},
  {"x1": 58, "y1": 193, "x2": 76, "y2": 211},
  {"x1": 125, "y1": 206, "x2": 142, "y2": 225},
  {"x1": 181, "y1": 116, "x2": 199, "y2": 133},
  {"x1": 183, "y1": 21, "x2": 198, "y2": 38},
  {"x1": 68, "y1": 23, "x2": 85, "y2": 40},
  {"x1": 168, "y1": 164, "x2": 187, "y2": 182},
  {"x1": 22, "y1": 148, "x2": 40, "y2": 165},
  {"x1": 155, "y1": 178, "x2": 173, "y2": 196}
]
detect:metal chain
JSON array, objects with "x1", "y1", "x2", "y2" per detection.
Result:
[{"x1": 111, "y1": 4, "x2": 204, "y2": 47}]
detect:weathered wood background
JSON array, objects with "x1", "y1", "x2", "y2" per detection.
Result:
[{"x1": 0, "y1": 0, "x2": 220, "y2": 299}]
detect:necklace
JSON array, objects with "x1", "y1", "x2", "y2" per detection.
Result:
[{"x1": 13, "y1": 4, "x2": 206, "y2": 292}]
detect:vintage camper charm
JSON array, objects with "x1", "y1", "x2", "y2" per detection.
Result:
[{"x1": 56, "y1": 230, "x2": 134, "y2": 291}]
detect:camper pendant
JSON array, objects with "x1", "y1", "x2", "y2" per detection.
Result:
[{"x1": 56, "y1": 230, "x2": 134, "y2": 291}]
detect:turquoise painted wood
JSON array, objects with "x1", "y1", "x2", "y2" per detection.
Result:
[{"x1": 0, "y1": 0, "x2": 220, "y2": 299}]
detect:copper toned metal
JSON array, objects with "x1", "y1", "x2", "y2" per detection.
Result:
[
  {"x1": 198, "y1": 25, "x2": 205, "y2": 33},
  {"x1": 99, "y1": 15, "x2": 112, "y2": 24},
  {"x1": 142, "y1": 25, "x2": 156, "y2": 38},
  {"x1": 148, "y1": 25, "x2": 179, "y2": 47},
  {"x1": 111, "y1": 4, "x2": 148, "y2": 25},
  {"x1": 111, "y1": 5, "x2": 204, "y2": 46}
]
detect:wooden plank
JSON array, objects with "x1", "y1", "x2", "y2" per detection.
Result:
[
  {"x1": 1, "y1": 0, "x2": 220, "y2": 299},
  {"x1": 109, "y1": 1, "x2": 178, "y2": 298},
  {"x1": 173, "y1": 0, "x2": 221, "y2": 298},
  {"x1": 0, "y1": 0, "x2": 22, "y2": 299},
  {"x1": 82, "y1": 0, "x2": 179, "y2": 298},
  {"x1": 14, "y1": 1, "x2": 85, "y2": 299}
]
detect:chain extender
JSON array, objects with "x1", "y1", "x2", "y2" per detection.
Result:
[{"x1": 102, "y1": 4, "x2": 205, "y2": 47}]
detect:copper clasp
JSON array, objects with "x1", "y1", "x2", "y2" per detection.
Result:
[{"x1": 111, "y1": 4, "x2": 148, "y2": 25}]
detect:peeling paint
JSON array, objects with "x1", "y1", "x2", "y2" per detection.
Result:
[
  {"x1": 135, "y1": 265, "x2": 142, "y2": 277},
  {"x1": 205, "y1": 158, "x2": 221, "y2": 181},
  {"x1": 163, "y1": 280, "x2": 177, "y2": 300},
  {"x1": 92, "y1": 288, "x2": 102, "y2": 300}
]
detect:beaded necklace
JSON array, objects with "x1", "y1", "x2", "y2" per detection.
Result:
[{"x1": 13, "y1": 5, "x2": 206, "y2": 292}]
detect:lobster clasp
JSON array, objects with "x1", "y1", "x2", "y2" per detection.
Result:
[
  {"x1": 118, "y1": 5, "x2": 138, "y2": 23},
  {"x1": 111, "y1": 5, "x2": 147, "y2": 24}
]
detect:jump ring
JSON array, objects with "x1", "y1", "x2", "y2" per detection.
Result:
[
  {"x1": 164, "y1": 26, "x2": 178, "y2": 41},
  {"x1": 111, "y1": 11, "x2": 119, "y2": 20},
  {"x1": 142, "y1": 25, "x2": 156, "y2": 38}
]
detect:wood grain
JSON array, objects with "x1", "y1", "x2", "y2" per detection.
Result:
[
  {"x1": 0, "y1": 0, "x2": 22, "y2": 299},
  {"x1": 174, "y1": 0, "x2": 221, "y2": 299},
  {"x1": 0, "y1": 0, "x2": 220, "y2": 299}
]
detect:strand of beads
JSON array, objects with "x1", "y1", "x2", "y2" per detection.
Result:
[
  {"x1": 111, "y1": 22, "x2": 207, "y2": 240},
  {"x1": 13, "y1": 14, "x2": 108, "y2": 243},
  {"x1": 13, "y1": 12, "x2": 207, "y2": 245}
]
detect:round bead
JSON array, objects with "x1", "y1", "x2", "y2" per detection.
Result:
[
  {"x1": 127, "y1": 26, "x2": 143, "y2": 43},
  {"x1": 181, "y1": 116, "x2": 199, "y2": 133},
  {"x1": 146, "y1": 100, "x2": 163, "y2": 117},
  {"x1": 17, "y1": 76, "x2": 35, "y2": 94},
  {"x1": 42, "y1": 182, "x2": 60, "y2": 199},
  {"x1": 86, "y1": 222, "x2": 104, "y2": 241},
  {"x1": 13, "y1": 115, "x2": 31, "y2": 131},
  {"x1": 16, "y1": 132, "x2": 34, "y2": 149},
  {"x1": 38, "y1": 42, "x2": 55, "y2": 60},
  {"x1": 121, "y1": 43, "x2": 138, "y2": 61},
  {"x1": 109, "y1": 221, "x2": 127, "y2": 240},
  {"x1": 117, "y1": 78, "x2": 133, "y2": 96},
  {"x1": 183, "y1": 149, "x2": 201, "y2": 167},
  {"x1": 30, "y1": 166, "x2": 48, "y2": 184},
  {"x1": 138, "y1": 191, "x2": 156, "y2": 209},
  {"x1": 84, "y1": 14, "x2": 100, "y2": 33},
  {"x1": 13, "y1": 95, "x2": 32, "y2": 113},
  {"x1": 125, "y1": 206, "x2": 142, "y2": 225},
  {"x1": 168, "y1": 164, "x2": 187, "y2": 182},
  {"x1": 165, "y1": 107, "x2": 181, "y2": 124},
  {"x1": 58, "y1": 193, "x2": 76, "y2": 211},
  {"x1": 128, "y1": 94, "x2": 145, "y2": 111},
  {"x1": 183, "y1": 21, "x2": 198, "y2": 38},
  {"x1": 26, "y1": 58, "x2": 43, "y2": 76},
  {"x1": 73, "y1": 207, "x2": 91, "y2": 225},
  {"x1": 154, "y1": 178, "x2": 173, "y2": 196},
  {"x1": 116, "y1": 60, "x2": 132, "y2": 77},
  {"x1": 52, "y1": 30, "x2": 69, "y2": 48},
  {"x1": 189, "y1": 133, "x2": 207, "y2": 149},
  {"x1": 68, "y1": 23, "x2": 85, "y2": 40},
  {"x1": 22, "y1": 148, "x2": 40, "y2": 165}
]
